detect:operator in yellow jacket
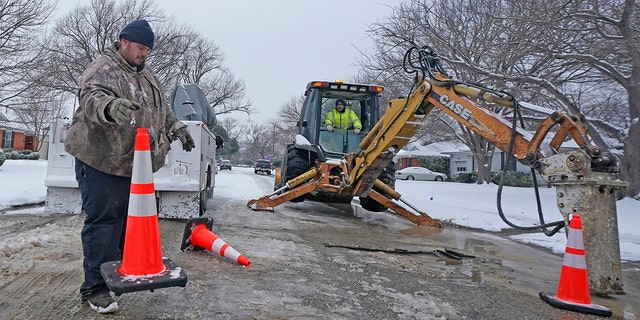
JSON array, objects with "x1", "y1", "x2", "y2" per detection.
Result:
[{"x1": 324, "y1": 99, "x2": 362, "y2": 134}]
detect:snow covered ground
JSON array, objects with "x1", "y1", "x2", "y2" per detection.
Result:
[{"x1": 1, "y1": 159, "x2": 638, "y2": 261}]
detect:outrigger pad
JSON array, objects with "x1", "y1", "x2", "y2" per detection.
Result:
[
  {"x1": 100, "y1": 258, "x2": 188, "y2": 296},
  {"x1": 181, "y1": 217, "x2": 213, "y2": 251},
  {"x1": 539, "y1": 292, "x2": 612, "y2": 317}
]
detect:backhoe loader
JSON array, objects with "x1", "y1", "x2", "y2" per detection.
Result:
[{"x1": 247, "y1": 45, "x2": 627, "y2": 295}]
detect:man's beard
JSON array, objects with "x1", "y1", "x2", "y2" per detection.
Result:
[{"x1": 127, "y1": 58, "x2": 145, "y2": 70}]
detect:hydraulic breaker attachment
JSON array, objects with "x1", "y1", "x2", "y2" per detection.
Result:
[{"x1": 538, "y1": 150, "x2": 628, "y2": 295}]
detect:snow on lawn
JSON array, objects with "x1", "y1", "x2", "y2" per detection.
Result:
[
  {"x1": 395, "y1": 179, "x2": 640, "y2": 262},
  {"x1": 1, "y1": 160, "x2": 638, "y2": 261},
  {"x1": 0, "y1": 159, "x2": 48, "y2": 210}
]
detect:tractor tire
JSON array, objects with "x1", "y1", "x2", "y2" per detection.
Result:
[
  {"x1": 359, "y1": 161, "x2": 396, "y2": 212},
  {"x1": 284, "y1": 146, "x2": 312, "y2": 203}
]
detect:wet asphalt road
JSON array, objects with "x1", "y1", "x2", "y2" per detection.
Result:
[{"x1": 0, "y1": 168, "x2": 638, "y2": 319}]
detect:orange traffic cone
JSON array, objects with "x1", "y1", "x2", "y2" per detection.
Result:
[
  {"x1": 100, "y1": 128, "x2": 188, "y2": 295},
  {"x1": 539, "y1": 215, "x2": 612, "y2": 317},
  {"x1": 181, "y1": 217, "x2": 251, "y2": 266}
]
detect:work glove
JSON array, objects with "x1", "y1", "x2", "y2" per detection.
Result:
[
  {"x1": 171, "y1": 126, "x2": 196, "y2": 152},
  {"x1": 326, "y1": 125, "x2": 334, "y2": 132},
  {"x1": 353, "y1": 128, "x2": 361, "y2": 134},
  {"x1": 107, "y1": 98, "x2": 140, "y2": 125}
]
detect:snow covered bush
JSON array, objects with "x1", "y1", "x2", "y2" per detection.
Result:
[{"x1": 5, "y1": 150, "x2": 40, "y2": 160}]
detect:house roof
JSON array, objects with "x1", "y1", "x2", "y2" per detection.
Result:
[
  {"x1": 395, "y1": 137, "x2": 585, "y2": 160},
  {"x1": 0, "y1": 125, "x2": 28, "y2": 133},
  {"x1": 439, "y1": 138, "x2": 581, "y2": 156},
  {"x1": 0, "y1": 111, "x2": 38, "y2": 134},
  {"x1": 395, "y1": 140, "x2": 468, "y2": 159}
]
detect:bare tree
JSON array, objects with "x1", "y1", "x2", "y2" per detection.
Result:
[
  {"x1": 361, "y1": 0, "x2": 519, "y2": 183},
  {"x1": 0, "y1": 0, "x2": 54, "y2": 109},
  {"x1": 217, "y1": 117, "x2": 243, "y2": 141},
  {"x1": 11, "y1": 89, "x2": 72, "y2": 152},
  {"x1": 37, "y1": 0, "x2": 252, "y2": 118},
  {"x1": 541, "y1": 0, "x2": 640, "y2": 197},
  {"x1": 362, "y1": 0, "x2": 639, "y2": 193},
  {"x1": 174, "y1": 35, "x2": 223, "y2": 84},
  {"x1": 355, "y1": 71, "x2": 457, "y2": 146},
  {"x1": 257, "y1": 95, "x2": 305, "y2": 161},
  {"x1": 35, "y1": 0, "x2": 164, "y2": 94},
  {"x1": 274, "y1": 95, "x2": 303, "y2": 130},
  {"x1": 199, "y1": 74, "x2": 255, "y2": 117},
  {"x1": 241, "y1": 123, "x2": 272, "y2": 160},
  {"x1": 214, "y1": 117, "x2": 243, "y2": 157}
]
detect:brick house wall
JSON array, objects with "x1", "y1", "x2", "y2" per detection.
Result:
[
  {"x1": 1, "y1": 128, "x2": 35, "y2": 151},
  {"x1": 13, "y1": 131, "x2": 26, "y2": 150},
  {"x1": 396, "y1": 157, "x2": 421, "y2": 169},
  {"x1": 25, "y1": 135, "x2": 38, "y2": 152}
]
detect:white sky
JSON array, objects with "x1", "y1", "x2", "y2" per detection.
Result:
[
  {"x1": 53, "y1": 0, "x2": 399, "y2": 124},
  {"x1": 1, "y1": 159, "x2": 638, "y2": 262}
]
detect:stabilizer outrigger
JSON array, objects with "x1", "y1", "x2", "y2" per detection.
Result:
[{"x1": 247, "y1": 166, "x2": 443, "y2": 227}]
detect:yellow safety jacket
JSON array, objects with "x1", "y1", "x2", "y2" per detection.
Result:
[{"x1": 324, "y1": 108, "x2": 362, "y2": 130}]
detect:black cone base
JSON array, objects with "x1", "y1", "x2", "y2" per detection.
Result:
[
  {"x1": 181, "y1": 217, "x2": 213, "y2": 251},
  {"x1": 100, "y1": 258, "x2": 188, "y2": 296},
  {"x1": 539, "y1": 292, "x2": 612, "y2": 317}
]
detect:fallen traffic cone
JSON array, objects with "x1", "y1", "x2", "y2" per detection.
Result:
[
  {"x1": 181, "y1": 217, "x2": 251, "y2": 266},
  {"x1": 100, "y1": 128, "x2": 188, "y2": 296},
  {"x1": 539, "y1": 215, "x2": 612, "y2": 317}
]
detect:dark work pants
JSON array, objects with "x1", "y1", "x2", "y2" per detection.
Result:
[{"x1": 75, "y1": 159, "x2": 130, "y2": 299}]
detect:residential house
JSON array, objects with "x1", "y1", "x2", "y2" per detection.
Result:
[
  {"x1": 394, "y1": 140, "x2": 467, "y2": 171},
  {"x1": 443, "y1": 148, "x2": 531, "y2": 177},
  {"x1": 0, "y1": 112, "x2": 39, "y2": 153},
  {"x1": 443, "y1": 140, "x2": 579, "y2": 178},
  {"x1": 395, "y1": 140, "x2": 574, "y2": 178}
]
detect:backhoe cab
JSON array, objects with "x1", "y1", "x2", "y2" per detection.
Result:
[
  {"x1": 271, "y1": 80, "x2": 395, "y2": 208},
  {"x1": 302, "y1": 80, "x2": 382, "y2": 157}
]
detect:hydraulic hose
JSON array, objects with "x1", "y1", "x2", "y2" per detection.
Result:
[{"x1": 495, "y1": 93, "x2": 564, "y2": 236}]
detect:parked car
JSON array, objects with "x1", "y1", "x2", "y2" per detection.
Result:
[
  {"x1": 395, "y1": 166, "x2": 447, "y2": 181},
  {"x1": 219, "y1": 159, "x2": 232, "y2": 170},
  {"x1": 254, "y1": 160, "x2": 272, "y2": 175}
]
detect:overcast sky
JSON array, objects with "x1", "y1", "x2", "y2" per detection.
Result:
[{"x1": 54, "y1": 0, "x2": 400, "y2": 124}]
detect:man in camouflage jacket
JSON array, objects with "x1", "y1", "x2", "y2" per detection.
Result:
[
  {"x1": 64, "y1": 19, "x2": 195, "y2": 314},
  {"x1": 65, "y1": 40, "x2": 189, "y2": 176}
]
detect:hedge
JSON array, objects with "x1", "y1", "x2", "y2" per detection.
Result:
[
  {"x1": 452, "y1": 171, "x2": 534, "y2": 187},
  {"x1": 0, "y1": 149, "x2": 40, "y2": 161}
]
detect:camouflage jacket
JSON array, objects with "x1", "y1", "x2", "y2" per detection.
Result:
[{"x1": 64, "y1": 42, "x2": 184, "y2": 177}]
